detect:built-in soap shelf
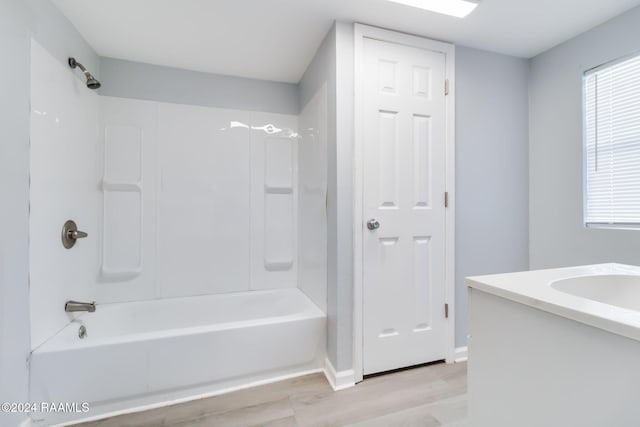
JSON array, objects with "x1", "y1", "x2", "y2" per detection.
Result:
[
  {"x1": 99, "y1": 267, "x2": 142, "y2": 281},
  {"x1": 264, "y1": 185, "x2": 293, "y2": 194},
  {"x1": 101, "y1": 180, "x2": 143, "y2": 281},
  {"x1": 265, "y1": 260, "x2": 294, "y2": 271},
  {"x1": 102, "y1": 181, "x2": 141, "y2": 192}
]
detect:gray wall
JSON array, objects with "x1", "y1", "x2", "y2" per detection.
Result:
[
  {"x1": 299, "y1": 21, "x2": 355, "y2": 373},
  {"x1": 529, "y1": 6, "x2": 640, "y2": 269},
  {"x1": 333, "y1": 22, "x2": 355, "y2": 373},
  {"x1": 0, "y1": 3, "x2": 31, "y2": 425},
  {"x1": 0, "y1": 1, "x2": 99, "y2": 426},
  {"x1": 100, "y1": 57, "x2": 299, "y2": 114},
  {"x1": 455, "y1": 46, "x2": 530, "y2": 346}
]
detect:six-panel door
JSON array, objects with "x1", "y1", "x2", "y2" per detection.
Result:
[{"x1": 363, "y1": 37, "x2": 447, "y2": 375}]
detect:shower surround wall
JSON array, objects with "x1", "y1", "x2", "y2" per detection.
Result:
[
  {"x1": 298, "y1": 84, "x2": 328, "y2": 312},
  {"x1": 30, "y1": 39, "x2": 101, "y2": 349},
  {"x1": 99, "y1": 98, "x2": 299, "y2": 301},
  {"x1": 29, "y1": 41, "x2": 309, "y2": 349}
]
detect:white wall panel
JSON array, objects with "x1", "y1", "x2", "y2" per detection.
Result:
[
  {"x1": 104, "y1": 125, "x2": 141, "y2": 182},
  {"x1": 264, "y1": 136, "x2": 296, "y2": 271},
  {"x1": 100, "y1": 99, "x2": 301, "y2": 299},
  {"x1": 265, "y1": 137, "x2": 295, "y2": 191},
  {"x1": 298, "y1": 86, "x2": 328, "y2": 311},
  {"x1": 103, "y1": 191, "x2": 141, "y2": 276},
  {"x1": 157, "y1": 104, "x2": 252, "y2": 297},
  {"x1": 265, "y1": 194, "x2": 295, "y2": 271},
  {"x1": 30, "y1": 40, "x2": 101, "y2": 349},
  {"x1": 251, "y1": 113, "x2": 298, "y2": 289},
  {"x1": 102, "y1": 125, "x2": 142, "y2": 280},
  {"x1": 99, "y1": 97, "x2": 157, "y2": 303}
]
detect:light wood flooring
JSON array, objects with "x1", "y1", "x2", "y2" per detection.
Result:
[{"x1": 77, "y1": 361, "x2": 467, "y2": 427}]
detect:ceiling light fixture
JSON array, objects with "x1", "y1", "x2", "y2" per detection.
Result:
[{"x1": 387, "y1": 0, "x2": 479, "y2": 18}]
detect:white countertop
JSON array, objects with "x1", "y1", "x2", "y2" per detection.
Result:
[{"x1": 466, "y1": 263, "x2": 640, "y2": 342}]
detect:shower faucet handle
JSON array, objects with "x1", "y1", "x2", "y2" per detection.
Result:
[{"x1": 70, "y1": 230, "x2": 88, "y2": 239}]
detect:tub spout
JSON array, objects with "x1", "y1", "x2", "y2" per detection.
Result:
[{"x1": 65, "y1": 301, "x2": 96, "y2": 313}]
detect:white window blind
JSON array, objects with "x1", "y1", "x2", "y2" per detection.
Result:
[{"x1": 584, "y1": 53, "x2": 640, "y2": 227}]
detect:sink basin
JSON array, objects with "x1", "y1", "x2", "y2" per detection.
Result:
[{"x1": 551, "y1": 274, "x2": 640, "y2": 311}]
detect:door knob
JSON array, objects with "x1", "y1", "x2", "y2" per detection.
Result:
[
  {"x1": 367, "y1": 219, "x2": 380, "y2": 230},
  {"x1": 62, "y1": 220, "x2": 88, "y2": 249}
]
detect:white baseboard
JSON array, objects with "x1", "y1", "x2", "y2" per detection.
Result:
[
  {"x1": 454, "y1": 346, "x2": 468, "y2": 363},
  {"x1": 323, "y1": 357, "x2": 355, "y2": 391}
]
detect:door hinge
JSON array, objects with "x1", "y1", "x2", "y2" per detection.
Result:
[
  {"x1": 444, "y1": 191, "x2": 449, "y2": 208},
  {"x1": 445, "y1": 79, "x2": 450, "y2": 96},
  {"x1": 445, "y1": 303, "x2": 449, "y2": 319}
]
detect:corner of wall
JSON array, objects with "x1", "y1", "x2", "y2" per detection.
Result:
[
  {"x1": 26, "y1": 0, "x2": 101, "y2": 77},
  {"x1": 323, "y1": 357, "x2": 355, "y2": 391},
  {"x1": 527, "y1": 5, "x2": 640, "y2": 269},
  {"x1": 455, "y1": 45, "x2": 531, "y2": 347},
  {"x1": 332, "y1": 20, "x2": 355, "y2": 373}
]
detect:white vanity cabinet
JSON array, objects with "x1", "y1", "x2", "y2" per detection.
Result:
[{"x1": 467, "y1": 264, "x2": 640, "y2": 427}]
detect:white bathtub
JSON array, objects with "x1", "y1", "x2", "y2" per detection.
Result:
[{"x1": 30, "y1": 288, "x2": 325, "y2": 426}]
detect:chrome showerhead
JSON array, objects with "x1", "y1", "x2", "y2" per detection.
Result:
[
  {"x1": 68, "y1": 57, "x2": 101, "y2": 90},
  {"x1": 85, "y1": 75, "x2": 101, "y2": 90}
]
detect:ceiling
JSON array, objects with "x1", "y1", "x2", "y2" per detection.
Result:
[{"x1": 53, "y1": 0, "x2": 640, "y2": 83}]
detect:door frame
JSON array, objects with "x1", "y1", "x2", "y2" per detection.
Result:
[{"x1": 353, "y1": 23, "x2": 456, "y2": 382}]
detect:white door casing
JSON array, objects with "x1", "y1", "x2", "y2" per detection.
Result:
[{"x1": 362, "y1": 37, "x2": 448, "y2": 375}]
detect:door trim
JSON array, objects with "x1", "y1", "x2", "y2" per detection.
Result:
[{"x1": 353, "y1": 23, "x2": 456, "y2": 382}]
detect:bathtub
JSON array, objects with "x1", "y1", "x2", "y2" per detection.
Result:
[
  {"x1": 466, "y1": 263, "x2": 640, "y2": 427},
  {"x1": 30, "y1": 288, "x2": 325, "y2": 426}
]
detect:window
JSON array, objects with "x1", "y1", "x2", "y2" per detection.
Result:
[{"x1": 584, "y1": 53, "x2": 640, "y2": 228}]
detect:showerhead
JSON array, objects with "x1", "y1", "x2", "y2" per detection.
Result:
[
  {"x1": 85, "y1": 76, "x2": 101, "y2": 90},
  {"x1": 68, "y1": 57, "x2": 101, "y2": 90}
]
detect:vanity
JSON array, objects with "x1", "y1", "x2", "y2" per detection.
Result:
[{"x1": 467, "y1": 263, "x2": 640, "y2": 427}]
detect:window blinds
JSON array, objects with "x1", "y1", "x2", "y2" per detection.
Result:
[{"x1": 584, "y1": 54, "x2": 640, "y2": 226}]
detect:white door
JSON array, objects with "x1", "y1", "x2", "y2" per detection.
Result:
[{"x1": 362, "y1": 37, "x2": 448, "y2": 375}]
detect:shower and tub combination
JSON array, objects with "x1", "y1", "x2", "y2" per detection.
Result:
[{"x1": 28, "y1": 39, "x2": 328, "y2": 425}]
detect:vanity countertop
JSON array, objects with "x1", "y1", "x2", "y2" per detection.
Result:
[{"x1": 466, "y1": 263, "x2": 640, "y2": 342}]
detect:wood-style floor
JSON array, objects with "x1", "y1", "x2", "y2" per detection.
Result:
[{"x1": 77, "y1": 361, "x2": 467, "y2": 427}]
